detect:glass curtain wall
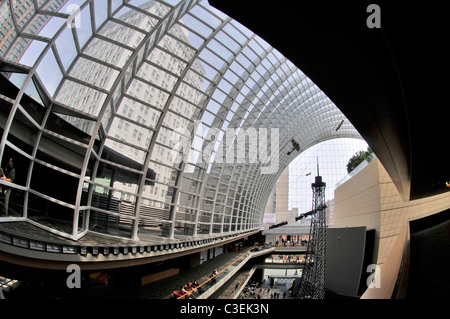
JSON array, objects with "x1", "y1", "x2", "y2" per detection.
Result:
[{"x1": 0, "y1": 0, "x2": 362, "y2": 242}]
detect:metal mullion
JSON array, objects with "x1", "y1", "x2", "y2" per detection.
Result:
[
  {"x1": 185, "y1": 7, "x2": 218, "y2": 33},
  {"x1": 50, "y1": 44, "x2": 67, "y2": 77},
  {"x1": 126, "y1": 0, "x2": 201, "y2": 240},
  {"x1": 132, "y1": 73, "x2": 172, "y2": 96},
  {"x1": 95, "y1": 34, "x2": 135, "y2": 51},
  {"x1": 242, "y1": 167, "x2": 268, "y2": 230},
  {"x1": 89, "y1": 205, "x2": 136, "y2": 220},
  {"x1": 108, "y1": 0, "x2": 128, "y2": 18},
  {"x1": 181, "y1": 174, "x2": 204, "y2": 187},
  {"x1": 144, "y1": 53, "x2": 189, "y2": 78},
  {"x1": 32, "y1": 0, "x2": 39, "y2": 11},
  {"x1": 89, "y1": 0, "x2": 96, "y2": 35},
  {"x1": 85, "y1": 179, "x2": 139, "y2": 198},
  {"x1": 32, "y1": 157, "x2": 81, "y2": 180},
  {"x1": 2, "y1": 2, "x2": 86, "y2": 239},
  {"x1": 177, "y1": 14, "x2": 211, "y2": 42},
  {"x1": 110, "y1": 16, "x2": 147, "y2": 35},
  {"x1": 172, "y1": 79, "x2": 206, "y2": 105},
  {"x1": 1, "y1": 50, "x2": 55, "y2": 220},
  {"x1": 158, "y1": 31, "x2": 199, "y2": 58},
  {"x1": 144, "y1": 179, "x2": 179, "y2": 192},
  {"x1": 106, "y1": 135, "x2": 149, "y2": 153},
  {"x1": 148, "y1": 11, "x2": 227, "y2": 238},
  {"x1": 17, "y1": 32, "x2": 51, "y2": 44},
  {"x1": 79, "y1": 52, "x2": 122, "y2": 72},
  {"x1": 113, "y1": 113, "x2": 157, "y2": 133},
  {"x1": 121, "y1": 93, "x2": 162, "y2": 114},
  {"x1": 122, "y1": 2, "x2": 161, "y2": 21},
  {"x1": 8, "y1": 0, "x2": 19, "y2": 33},
  {"x1": 51, "y1": 102, "x2": 98, "y2": 122},
  {"x1": 36, "y1": 10, "x2": 70, "y2": 19},
  {"x1": 199, "y1": 43, "x2": 229, "y2": 68},
  {"x1": 5, "y1": 140, "x2": 33, "y2": 161},
  {"x1": 41, "y1": 128, "x2": 89, "y2": 149},
  {"x1": 196, "y1": 1, "x2": 225, "y2": 23},
  {"x1": 64, "y1": 75, "x2": 109, "y2": 95},
  {"x1": 28, "y1": 188, "x2": 76, "y2": 210},
  {"x1": 217, "y1": 34, "x2": 269, "y2": 232},
  {"x1": 15, "y1": 104, "x2": 43, "y2": 130},
  {"x1": 70, "y1": 16, "x2": 81, "y2": 54},
  {"x1": 97, "y1": 157, "x2": 143, "y2": 176},
  {"x1": 146, "y1": 160, "x2": 181, "y2": 178}
]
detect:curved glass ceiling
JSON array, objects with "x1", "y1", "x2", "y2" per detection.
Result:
[{"x1": 0, "y1": 0, "x2": 362, "y2": 242}]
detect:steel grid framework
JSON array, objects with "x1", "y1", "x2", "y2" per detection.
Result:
[
  {"x1": 294, "y1": 168, "x2": 327, "y2": 299},
  {"x1": 0, "y1": 0, "x2": 362, "y2": 242}
]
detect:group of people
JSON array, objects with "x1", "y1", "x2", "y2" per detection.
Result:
[
  {"x1": 240, "y1": 284, "x2": 263, "y2": 299},
  {"x1": 173, "y1": 281, "x2": 201, "y2": 299},
  {"x1": 274, "y1": 238, "x2": 308, "y2": 247},
  {"x1": 238, "y1": 277, "x2": 292, "y2": 299},
  {"x1": 270, "y1": 291, "x2": 288, "y2": 299},
  {"x1": 172, "y1": 268, "x2": 221, "y2": 299}
]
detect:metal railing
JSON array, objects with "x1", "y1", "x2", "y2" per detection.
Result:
[{"x1": 175, "y1": 244, "x2": 275, "y2": 299}]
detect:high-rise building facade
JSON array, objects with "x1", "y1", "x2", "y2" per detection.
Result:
[
  {"x1": 0, "y1": 0, "x2": 66, "y2": 61},
  {"x1": 263, "y1": 166, "x2": 298, "y2": 225}
]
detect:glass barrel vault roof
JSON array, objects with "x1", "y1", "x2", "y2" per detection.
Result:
[{"x1": 0, "y1": 0, "x2": 362, "y2": 242}]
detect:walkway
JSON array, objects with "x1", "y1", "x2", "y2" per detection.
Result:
[{"x1": 101, "y1": 249, "x2": 247, "y2": 299}]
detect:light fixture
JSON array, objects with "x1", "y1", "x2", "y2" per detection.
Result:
[
  {"x1": 335, "y1": 119, "x2": 344, "y2": 131},
  {"x1": 287, "y1": 139, "x2": 300, "y2": 155}
]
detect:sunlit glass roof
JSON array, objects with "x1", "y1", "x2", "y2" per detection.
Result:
[{"x1": 0, "y1": 0, "x2": 362, "y2": 242}]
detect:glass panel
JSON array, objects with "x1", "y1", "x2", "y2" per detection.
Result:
[
  {"x1": 18, "y1": 40, "x2": 47, "y2": 67},
  {"x1": 35, "y1": 128, "x2": 86, "y2": 174},
  {"x1": 70, "y1": 57, "x2": 119, "y2": 91},
  {"x1": 98, "y1": 21, "x2": 144, "y2": 49},
  {"x1": 55, "y1": 80, "x2": 106, "y2": 117},
  {"x1": 89, "y1": 208, "x2": 133, "y2": 239},
  {"x1": 107, "y1": 0, "x2": 122, "y2": 13},
  {"x1": 189, "y1": 4, "x2": 222, "y2": 29},
  {"x1": 54, "y1": 26, "x2": 78, "y2": 71},
  {"x1": 216, "y1": 30, "x2": 240, "y2": 53},
  {"x1": 28, "y1": 192, "x2": 74, "y2": 235},
  {"x1": 4, "y1": 113, "x2": 35, "y2": 157},
  {"x1": 84, "y1": 38, "x2": 132, "y2": 69},
  {"x1": 77, "y1": 4, "x2": 93, "y2": 48},
  {"x1": 138, "y1": 1, "x2": 169, "y2": 18},
  {"x1": 94, "y1": 1, "x2": 108, "y2": 28},
  {"x1": 118, "y1": 7, "x2": 157, "y2": 33},
  {"x1": 30, "y1": 161, "x2": 78, "y2": 204},
  {"x1": 36, "y1": 50, "x2": 63, "y2": 96},
  {"x1": 182, "y1": 14, "x2": 212, "y2": 39}
]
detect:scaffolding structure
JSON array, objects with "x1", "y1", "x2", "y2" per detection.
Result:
[{"x1": 294, "y1": 162, "x2": 327, "y2": 299}]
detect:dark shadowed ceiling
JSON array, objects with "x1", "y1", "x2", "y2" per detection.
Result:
[{"x1": 210, "y1": 0, "x2": 450, "y2": 201}]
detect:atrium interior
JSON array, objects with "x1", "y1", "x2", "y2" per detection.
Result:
[{"x1": 0, "y1": 0, "x2": 449, "y2": 301}]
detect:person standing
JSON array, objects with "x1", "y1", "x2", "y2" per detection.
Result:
[{"x1": 1, "y1": 158, "x2": 15, "y2": 216}]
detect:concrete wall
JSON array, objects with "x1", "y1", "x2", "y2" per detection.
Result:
[{"x1": 334, "y1": 158, "x2": 450, "y2": 266}]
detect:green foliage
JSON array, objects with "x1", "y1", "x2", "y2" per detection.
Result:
[{"x1": 346, "y1": 147, "x2": 373, "y2": 173}]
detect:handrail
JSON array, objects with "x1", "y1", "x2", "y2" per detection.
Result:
[
  {"x1": 227, "y1": 266, "x2": 255, "y2": 299},
  {"x1": 175, "y1": 245, "x2": 275, "y2": 299},
  {"x1": 176, "y1": 246, "x2": 254, "y2": 299}
]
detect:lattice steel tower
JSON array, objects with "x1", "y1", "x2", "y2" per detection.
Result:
[{"x1": 295, "y1": 159, "x2": 327, "y2": 299}]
